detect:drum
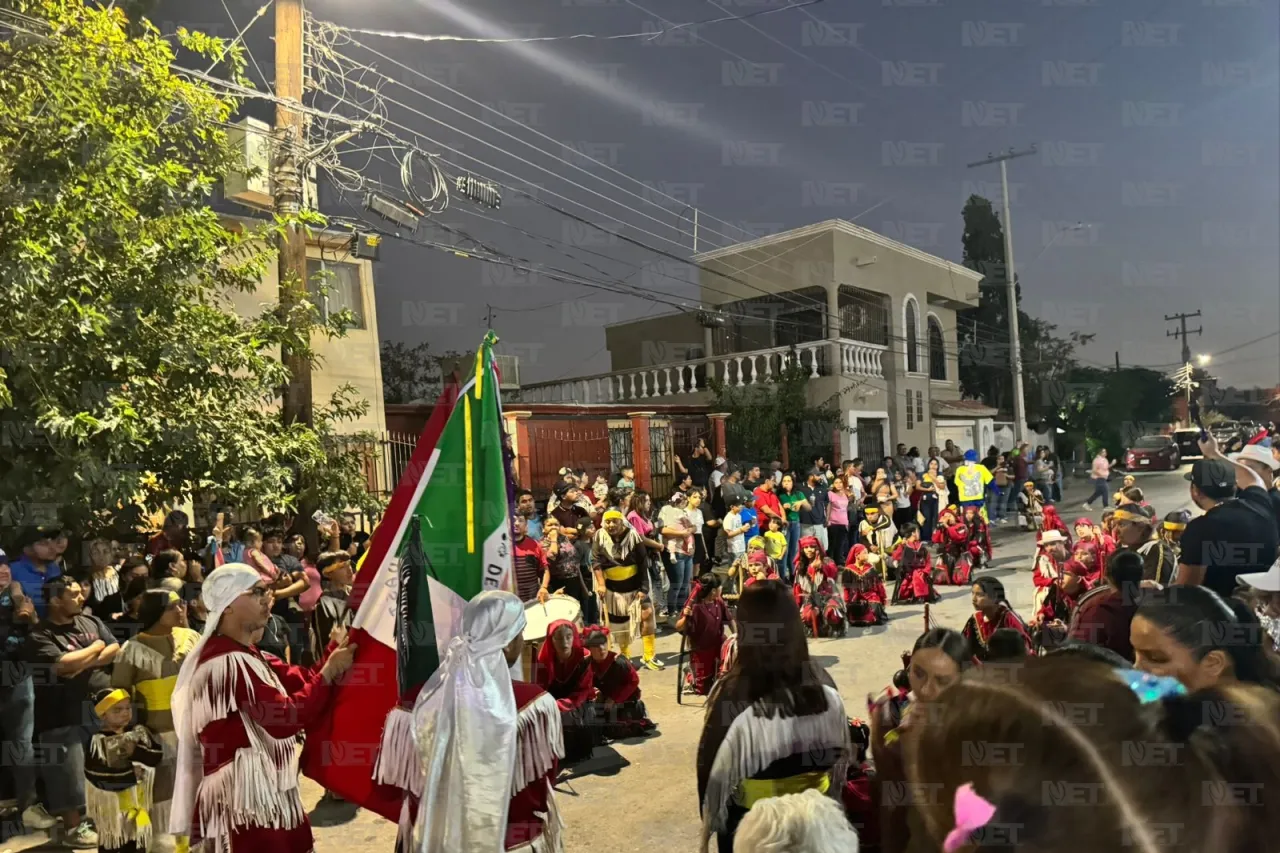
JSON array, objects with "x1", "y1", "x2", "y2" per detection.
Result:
[{"x1": 523, "y1": 594, "x2": 582, "y2": 642}]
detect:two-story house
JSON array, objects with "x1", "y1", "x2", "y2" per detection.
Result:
[{"x1": 510, "y1": 219, "x2": 997, "y2": 462}]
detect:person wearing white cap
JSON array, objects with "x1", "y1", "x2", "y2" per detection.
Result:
[
  {"x1": 168, "y1": 563, "x2": 356, "y2": 853},
  {"x1": 709, "y1": 456, "x2": 728, "y2": 492},
  {"x1": 1237, "y1": 556, "x2": 1280, "y2": 652},
  {"x1": 1230, "y1": 435, "x2": 1280, "y2": 534},
  {"x1": 410, "y1": 590, "x2": 564, "y2": 853}
]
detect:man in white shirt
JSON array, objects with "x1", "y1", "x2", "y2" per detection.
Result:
[{"x1": 709, "y1": 456, "x2": 727, "y2": 491}]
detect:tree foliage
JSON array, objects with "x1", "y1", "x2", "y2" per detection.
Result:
[
  {"x1": 1048, "y1": 366, "x2": 1175, "y2": 457},
  {"x1": 0, "y1": 0, "x2": 379, "y2": 534},
  {"x1": 957, "y1": 195, "x2": 1095, "y2": 422},
  {"x1": 380, "y1": 341, "x2": 464, "y2": 405},
  {"x1": 708, "y1": 364, "x2": 842, "y2": 468}
]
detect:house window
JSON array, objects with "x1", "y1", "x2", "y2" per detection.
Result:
[
  {"x1": 916, "y1": 391, "x2": 924, "y2": 424},
  {"x1": 904, "y1": 298, "x2": 920, "y2": 373},
  {"x1": 928, "y1": 316, "x2": 946, "y2": 381},
  {"x1": 306, "y1": 259, "x2": 366, "y2": 329},
  {"x1": 906, "y1": 394, "x2": 915, "y2": 430}
]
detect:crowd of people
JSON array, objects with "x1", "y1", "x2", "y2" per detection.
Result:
[
  {"x1": 6, "y1": 425, "x2": 1280, "y2": 853},
  {"x1": 0, "y1": 510, "x2": 369, "y2": 849}
]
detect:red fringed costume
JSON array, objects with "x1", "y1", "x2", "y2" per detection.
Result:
[
  {"x1": 932, "y1": 508, "x2": 972, "y2": 586},
  {"x1": 583, "y1": 626, "x2": 655, "y2": 738},
  {"x1": 1069, "y1": 541, "x2": 1103, "y2": 587},
  {"x1": 186, "y1": 634, "x2": 334, "y2": 853},
  {"x1": 506, "y1": 681, "x2": 563, "y2": 851},
  {"x1": 1074, "y1": 519, "x2": 1116, "y2": 567},
  {"x1": 1031, "y1": 545, "x2": 1062, "y2": 618},
  {"x1": 890, "y1": 540, "x2": 939, "y2": 604},
  {"x1": 794, "y1": 538, "x2": 845, "y2": 637},
  {"x1": 841, "y1": 546, "x2": 888, "y2": 626},
  {"x1": 962, "y1": 604, "x2": 1033, "y2": 662}
]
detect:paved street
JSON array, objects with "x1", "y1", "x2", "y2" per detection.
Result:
[{"x1": 3, "y1": 467, "x2": 1194, "y2": 853}]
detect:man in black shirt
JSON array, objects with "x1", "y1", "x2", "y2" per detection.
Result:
[
  {"x1": 24, "y1": 577, "x2": 119, "y2": 848},
  {"x1": 1176, "y1": 439, "x2": 1280, "y2": 600}
]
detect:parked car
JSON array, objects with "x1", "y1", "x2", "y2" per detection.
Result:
[
  {"x1": 1124, "y1": 435, "x2": 1181, "y2": 471},
  {"x1": 1173, "y1": 428, "x2": 1203, "y2": 460}
]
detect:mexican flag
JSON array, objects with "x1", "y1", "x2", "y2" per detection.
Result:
[{"x1": 301, "y1": 332, "x2": 514, "y2": 821}]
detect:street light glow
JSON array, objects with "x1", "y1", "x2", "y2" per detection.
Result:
[{"x1": 1197, "y1": 354, "x2": 1211, "y2": 366}]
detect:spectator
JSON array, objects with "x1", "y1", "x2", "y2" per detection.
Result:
[
  {"x1": 799, "y1": 470, "x2": 828, "y2": 552},
  {"x1": 0, "y1": 552, "x2": 53, "y2": 835},
  {"x1": 1175, "y1": 444, "x2": 1279, "y2": 599},
  {"x1": 1082, "y1": 448, "x2": 1111, "y2": 510},
  {"x1": 286, "y1": 532, "x2": 323, "y2": 616},
  {"x1": 146, "y1": 510, "x2": 190, "y2": 557},
  {"x1": 516, "y1": 488, "x2": 544, "y2": 542},
  {"x1": 770, "y1": 460, "x2": 784, "y2": 485},
  {"x1": 743, "y1": 464, "x2": 764, "y2": 492},
  {"x1": 894, "y1": 443, "x2": 912, "y2": 477},
  {"x1": 825, "y1": 477, "x2": 850, "y2": 566},
  {"x1": 721, "y1": 494, "x2": 750, "y2": 567},
  {"x1": 550, "y1": 483, "x2": 590, "y2": 538},
  {"x1": 82, "y1": 538, "x2": 121, "y2": 620},
  {"x1": 24, "y1": 576, "x2": 121, "y2": 848},
  {"x1": 731, "y1": 788, "x2": 860, "y2": 853},
  {"x1": 338, "y1": 512, "x2": 371, "y2": 561},
  {"x1": 309, "y1": 552, "x2": 355, "y2": 666},
  {"x1": 658, "y1": 492, "x2": 698, "y2": 619},
  {"x1": 1238, "y1": 556, "x2": 1280, "y2": 652},
  {"x1": 987, "y1": 453, "x2": 1009, "y2": 524},
  {"x1": 511, "y1": 516, "x2": 547, "y2": 604},
  {"x1": 1230, "y1": 439, "x2": 1280, "y2": 533},
  {"x1": 709, "y1": 456, "x2": 728, "y2": 492},
  {"x1": 614, "y1": 464, "x2": 636, "y2": 490},
  {"x1": 688, "y1": 437, "x2": 714, "y2": 487}
]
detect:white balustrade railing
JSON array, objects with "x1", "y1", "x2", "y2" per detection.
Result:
[{"x1": 506, "y1": 339, "x2": 888, "y2": 405}]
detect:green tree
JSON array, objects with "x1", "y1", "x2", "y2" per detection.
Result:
[
  {"x1": 380, "y1": 341, "x2": 465, "y2": 405},
  {"x1": 0, "y1": 0, "x2": 379, "y2": 534},
  {"x1": 957, "y1": 195, "x2": 1093, "y2": 421},
  {"x1": 1049, "y1": 366, "x2": 1175, "y2": 457},
  {"x1": 708, "y1": 364, "x2": 842, "y2": 467}
]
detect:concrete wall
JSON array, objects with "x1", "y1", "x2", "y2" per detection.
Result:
[
  {"x1": 220, "y1": 240, "x2": 386, "y2": 435},
  {"x1": 604, "y1": 311, "x2": 704, "y2": 371},
  {"x1": 699, "y1": 231, "x2": 836, "y2": 306}
]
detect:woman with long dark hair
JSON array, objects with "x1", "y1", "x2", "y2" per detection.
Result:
[
  {"x1": 1131, "y1": 585, "x2": 1280, "y2": 690},
  {"x1": 695, "y1": 580, "x2": 849, "y2": 853},
  {"x1": 962, "y1": 576, "x2": 1033, "y2": 661},
  {"x1": 825, "y1": 476, "x2": 850, "y2": 567},
  {"x1": 776, "y1": 474, "x2": 809, "y2": 582}
]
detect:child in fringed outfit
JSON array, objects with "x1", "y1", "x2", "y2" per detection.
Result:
[
  {"x1": 85, "y1": 688, "x2": 165, "y2": 853},
  {"x1": 677, "y1": 574, "x2": 734, "y2": 695}
]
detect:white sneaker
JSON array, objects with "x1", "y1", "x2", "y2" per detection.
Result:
[
  {"x1": 1081, "y1": 503, "x2": 1092, "y2": 511},
  {"x1": 22, "y1": 803, "x2": 58, "y2": 830},
  {"x1": 58, "y1": 819, "x2": 99, "y2": 849}
]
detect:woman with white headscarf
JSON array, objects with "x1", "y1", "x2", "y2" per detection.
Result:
[
  {"x1": 411, "y1": 589, "x2": 565, "y2": 853},
  {"x1": 167, "y1": 564, "x2": 356, "y2": 852}
]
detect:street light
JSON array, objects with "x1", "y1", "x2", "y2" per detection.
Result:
[{"x1": 1197, "y1": 353, "x2": 1211, "y2": 366}]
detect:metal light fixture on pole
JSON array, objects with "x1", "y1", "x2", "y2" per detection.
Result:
[{"x1": 968, "y1": 146, "x2": 1037, "y2": 444}]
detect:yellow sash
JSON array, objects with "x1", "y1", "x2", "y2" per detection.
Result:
[
  {"x1": 118, "y1": 787, "x2": 151, "y2": 834},
  {"x1": 603, "y1": 564, "x2": 638, "y2": 582},
  {"x1": 736, "y1": 771, "x2": 831, "y2": 809},
  {"x1": 133, "y1": 676, "x2": 177, "y2": 712}
]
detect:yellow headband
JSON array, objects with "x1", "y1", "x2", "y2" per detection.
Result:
[
  {"x1": 1113, "y1": 508, "x2": 1152, "y2": 524},
  {"x1": 166, "y1": 591, "x2": 180, "y2": 604},
  {"x1": 603, "y1": 510, "x2": 624, "y2": 522},
  {"x1": 1162, "y1": 521, "x2": 1187, "y2": 531},
  {"x1": 94, "y1": 689, "x2": 130, "y2": 718},
  {"x1": 322, "y1": 556, "x2": 352, "y2": 576}
]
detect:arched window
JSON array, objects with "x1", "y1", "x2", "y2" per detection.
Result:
[
  {"x1": 904, "y1": 298, "x2": 920, "y2": 373},
  {"x1": 928, "y1": 315, "x2": 946, "y2": 380}
]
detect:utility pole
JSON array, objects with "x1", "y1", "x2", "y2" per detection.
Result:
[
  {"x1": 1115, "y1": 351, "x2": 1121, "y2": 371},
  {"x1": 1165, "y1": 311, "x2": 1202, "y2": 365},
  {"x1": 276, "y1": 0, "x2": 311, "y2": 428},
  {"x1": 968, "y1": 146, "x2": 1037, "y2": 444}
]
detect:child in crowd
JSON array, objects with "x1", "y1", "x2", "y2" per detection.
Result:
[
  {"x1": 842, "y1": 544, "x2": 889, "y2": 626},
  {"x1": 763, "y1": 515, "x2": 788, "y2": 566},
  {"x1": 892, "y1": 523, "x2": 939, "y2": 604},
  {"x1": 84, "y1": 688, "x2": 164, "y2": 853},
  {"x1": 962, "y1": 576, "x2": 1032, "y2": 661},
  {"x1": 676, "y1": 574, "x2": 734, "y2": 695},
  {"x1": 717, "y1": 495, "x2": 749, "y2": 569},
  {"x1": 575, "y1": 517, "x2": 599, "y2": 625}
]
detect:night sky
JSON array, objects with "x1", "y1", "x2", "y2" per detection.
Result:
[{"x1": 158, "y1": 0, "x2": 1279, "y2": 389}]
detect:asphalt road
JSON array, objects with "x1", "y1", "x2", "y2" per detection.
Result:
[{"x1": 2, "y1": 467, "x2": 1197, "y2": 853}]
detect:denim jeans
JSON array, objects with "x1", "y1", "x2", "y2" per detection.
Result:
[
  {"x1": 666, "y1": 553, "x2": 694, "y2": 616},
  {"x1": 1087, "y1": 477, "x2": 1110, "y2": 506},
  {"x1": 36, "y1": 723, "x2": 88, "y2": 814},
  {"x1": 0, "y1": 677, "x2": 35, "y2": 809},
  {"x1": 784, "y1": 521, "x2": 801, "y2": 581},
  {"x1": 987, "y1": 486, "x2": 1005, "y2": 520}
]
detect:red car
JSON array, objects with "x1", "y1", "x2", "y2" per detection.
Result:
[{"x1": 1125, "y1": 435, "x2": 1181, "y2": 471}]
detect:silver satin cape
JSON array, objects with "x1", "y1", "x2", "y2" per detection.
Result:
[{"x1": 411, "y1": 590, "x2": 527, "y2": 853}]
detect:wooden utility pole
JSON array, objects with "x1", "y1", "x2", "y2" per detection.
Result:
[
  {"x1": 967, "y1": 145, "x2": 1037, "y2": 443},
  {"x1": 1165, "y1": 311, "x2": 1202, "y2": 366},
  {"x1": 276, "y1": 0, "x2": 312, "y2": 428}
]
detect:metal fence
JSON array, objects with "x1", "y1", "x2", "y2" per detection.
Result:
[{"x1": 328, "y1": 431, "x2": 419, "y2": 500}]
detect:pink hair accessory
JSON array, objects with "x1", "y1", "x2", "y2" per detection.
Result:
[{"x1": 942, "y1": 783, "x2": 997, "y2": 853}]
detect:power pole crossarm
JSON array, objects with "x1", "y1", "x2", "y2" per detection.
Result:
[
  {"x1": 968, "y1": 146, "x2": 1037, "y2": 444},
  {"x1": 1165, "y1": 311, "x2": 1202, "y2": 365}
]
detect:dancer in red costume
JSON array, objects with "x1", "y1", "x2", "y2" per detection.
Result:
[
  {"x1": 841, "y1": 545, "x2": 889, "y2": 626},
  {"x1": 1073, "y1": 516, "x2": 1115, "y2": 564},
  {"x1": 793, "y1": 538, "x2": 845, "y2": 637},
  {"x1": 169, "y1": 564, "x2": 357, "y2": 853},
  {"x1": 1031, "y1": 529, "x2": 1070, "y2": 618},
  {"x1": 581, "y1": 625, "x2": 655, "y2": 738},
  {"x1": 962, "y1": 504, "x2": 993, "y2": 571},
  {"x1": 1041, "y1": 505, "x2": 1073, "y2": 547},
  {"x1": 932, "y1": 506, "x2": 972, "y2": 585},
  {"x1": 890, "y1": 523, "x2": 939, "y2": 604},
  {"x1": 533, "y1": 620, "x2": 597, "y2": 765},
  {"x1": 1031, "y1": 559, "x2": 1092, "y2": 651},
  {"x1": 962, "y1": 576, "x2": 1032, "y2": 661},
  {"x1": 677, "y1": 574, "x2": 734, "y2": 694}
]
